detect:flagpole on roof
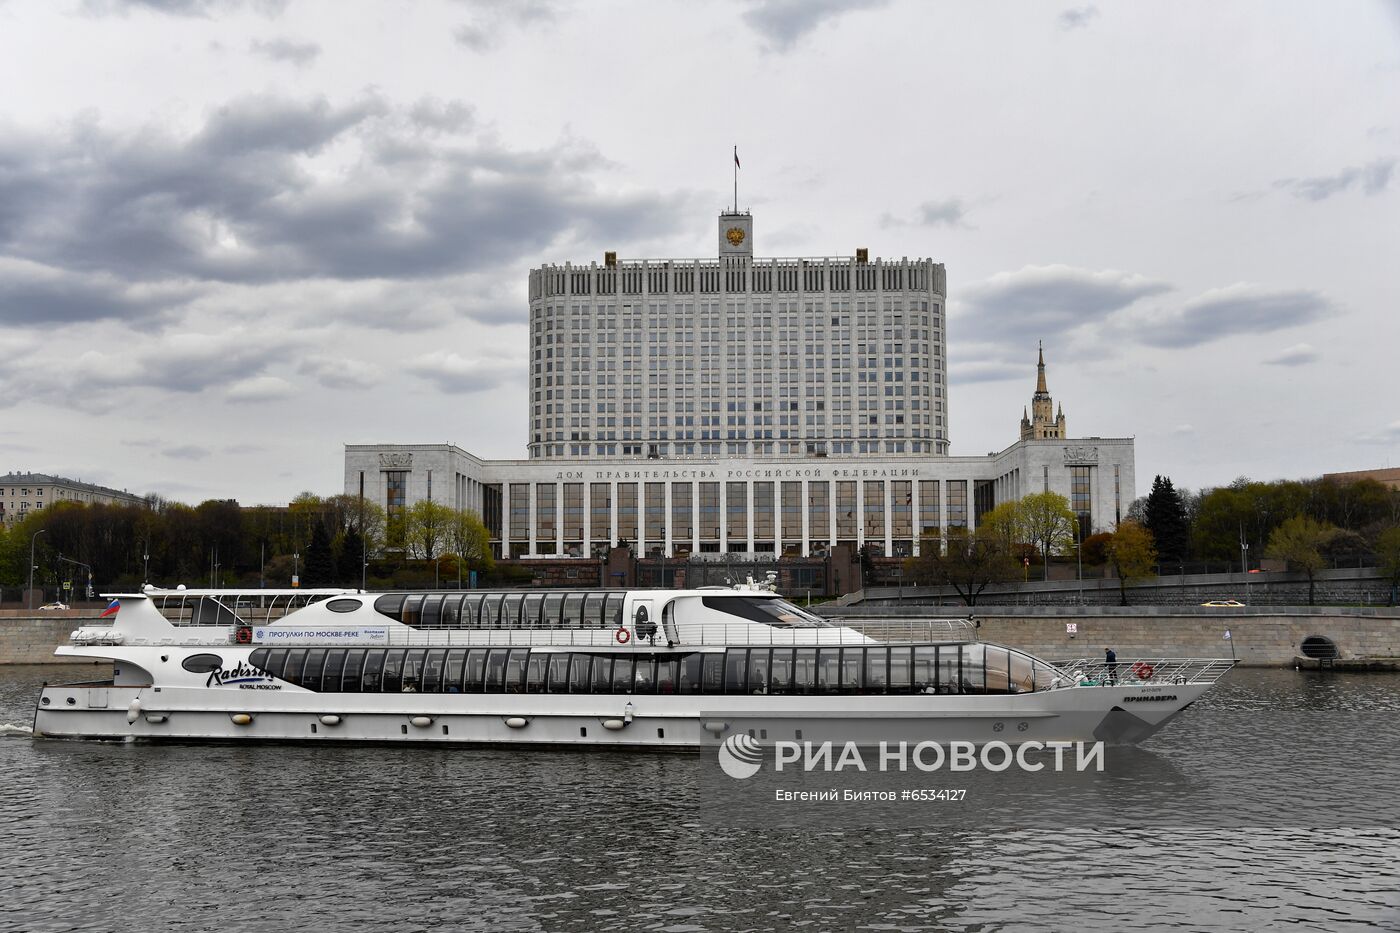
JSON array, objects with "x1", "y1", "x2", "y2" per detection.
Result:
[{"x1": 733, "y1": 145, "x2": 738, "y2": 213}]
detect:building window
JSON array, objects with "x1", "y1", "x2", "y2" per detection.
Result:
[
  {"x1": 385, "y1": 471, "x2": 408, "y2": 523},
  {"x1": 1071, "y1": 466, "x2": 1092, "y2": 537},
  {"x1": 919, "y1": 480, "x2": 940, "y2": 538},
  {"x1": 946, "y1": 481, "x2": 967, "y2": 529}
]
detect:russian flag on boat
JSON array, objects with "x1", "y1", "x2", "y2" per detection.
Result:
[{"x1": 99, "y1": 599, "x2": 120, "y2": 618}]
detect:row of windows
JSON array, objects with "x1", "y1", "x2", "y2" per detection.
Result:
[{"x1": 246, "y1": 644, "x2": 1050, "y2": 696}]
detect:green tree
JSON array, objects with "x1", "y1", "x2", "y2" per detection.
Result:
[
  {"x1": 1144, "y1": 475, "x2": 1190, "y2": 563},
  {"x1": 907, "y1": 528, "x2": 1016, "y2": 606},
  {"x1": 1266, "y1": 514, "x2": 1338, "y2": 606},
  {"x1": 1375, "y1": 526, "x2": 1400, "y2": 607},
  {"x1": 403, "y1": 500, "x2": 455, "y2": 561},
  {"x1": 447, "y1": 509, "x2": 494, "y2": 574},
  {"x1": 1018, "y1": 491, "x2": 1077, "y2": 581},
  {"x1": 302, "y1": 521, "x2": 335, "y2": 587},
  {"x1": 1106, "y1": 520, "x2": 1158, "y2": 606},
  {"x1": 336, "y1": 526, "x2": 365, "y2": 588}
]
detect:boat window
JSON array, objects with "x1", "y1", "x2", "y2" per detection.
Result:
[
  {"x1": 501, "y1": 595, "x2": 524, "y2": 628},
  {"x1": 189, "y1": 597, "x2": 241, "y2": 627},
  {"x1": 542, "y1": 593, "x2": 566, "y2": 628},
  {"x1": 521, "y1": 594, "x2": 545, "y2": 628},
  {"x1": 400, "y1": 595, "x2": 424, "y2": 628},
  {"x1": 401, "y1": 649, "x2": 427, "y2": 692},
  {"x1": 701, "y1": 653, "x2": 724, "y2": 694},
  {"x1": 961, "y1": 644, "x2": 986, "y2": 694},
  {"x1": 608, "y1": 592, "x2": 626, "y2": 628},
  {"x1": 362, "y1": 650, "x2": 385, "y2": 692},
  {"x1": 1008, "y1": 649, "x2": 1044, "y2": 693},
  {"x1": 381, "y1": 649, "x2": 406, "y2": 693},
  {"x1": 678, "y1": 653, "x2": 703, "y2": 694},
  {"x1": 747, "y1": 648, "x2": 771, "y2": 695},
  {"x1": 419, "y1": 595, "x2": 444, "y2": 629},
  {"x1": 591, "y1": 655, "x2": 614, "y2": 694},
  {"x1": 484, "y1": 649, "x2": 510, "y2": 692},
  {"x1": 583, "y1": 592, "x2": 608, "y2": 628},
  {"x1": 464, "y1": 649, "x2": 487, "y2": 693},
  {"x1": 319, "y1": 650, "x2": 346, "y2": 692},
  {"x1": 889, "y1": 647, "x2": 912, "y2": 694},
  {"x1": 612, "y1": 656, "x2": 634, "y2": 693},
  {"x1": 547, "y1": 653, "x2": 572, "y2": 693},
  {"x1": 793, "y1": 648, "x2": 817, "y2": 695},
  {"x1": 839, "y1": 648, "x2": 862, "y2": 694},
  {"x1": 340, "y1": 651, "x2": 366, "y2": 692},
  {"x1": 632, "y1": 657, "x2": 656, "y2": 694},
  {"x1": 255, "y1": 649, "x2": 284, "y2": 680},
  {"x1": 913, "y1": 646, "x2": 937, "y2": 694},
  {"x1": 504, "y1": 649, "x2": 530, "y2": 692},
  {"x1": 181, "y1": 653, "x2": 223, "y2": 674},
  {"x1": 282, "y1": 648, "x2": 307, "y2": 686},
  {"x1": 373, "y1": 595, "x2": 405, "y2": 621},
  {"x1": 815, "y1": 648, "x2": 841, "y2": 695},
  {"x1": 769, "y1": 648, "x2": 794, "y2": 695},
  {"x1": 299, "y1": 649, "x2": 328, "y2": 691},
  {"x1": 656, "y1": 656, "x2": 678, "y2": 694},
  {"x1": 563, "y1": 593, "x2": 586, "y2": 628},
  {"x1": 460, "y1": 595, "x2": 485, "y2": 628},
  {"x1": 937, "y1": 647, "x2": 959, "y2": 695},
  {"x1": 701, "y1": 596, "x2": 829, "y2": 628},
  {"x1": 723, "y1": 649, "x2": 748, "y2": 695},
  {"x1": 443, "y1": 649, "x2": 466, "y2": 693},
  {"x1": 981, "y1": 646, "x2": 1012, "y2": 695},
  {"x1": 422, "y1": 649, "x2": 446, "y2": 692},
  {"x1": 440, "y1": 596, "x2": 465, "y2": 629},
  {"x1": 865, "y1": 647, "x2": 889, "y2": 694},
  {"x1": 569, "y1": 654, "x2": 592, "y2": 693},
  {"x1": 326, "y1": 599, "x2": 361, "y2": 614},
  {"x1": 525, "y1": 653, "x2": 549, "y2": 693}
]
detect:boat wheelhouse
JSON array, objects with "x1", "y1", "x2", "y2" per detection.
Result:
[{"x1": 34, "y1": 586, "x2": 1234, "y2": 747}]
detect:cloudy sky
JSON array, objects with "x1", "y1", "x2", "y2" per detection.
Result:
[{"x1": 1, "y1": 0, "x2": 1397, "y2": 505}]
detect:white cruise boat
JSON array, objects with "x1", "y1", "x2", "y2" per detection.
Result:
[{"x1": 33, "y1": 584, "x2": 1234, "y2": 747}]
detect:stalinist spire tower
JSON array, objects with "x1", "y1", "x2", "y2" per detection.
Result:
[{"x1": 1020, "y1": 342, "x2": 1067, "y2": 440}]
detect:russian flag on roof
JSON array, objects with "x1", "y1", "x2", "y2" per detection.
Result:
[{"x1": 99, "y1": 599, "x2": 120, "y2": 618}]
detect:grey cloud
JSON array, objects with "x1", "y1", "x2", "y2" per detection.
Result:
[
  {"x1": 1058, "y1": 6, "x2": 1099, "y2": 30},
  {"x1": 249, "y1": 37, "x2": 321, "y2": 67},
  {"x1": 957, "y1": 264, "x2": 1171, "y2": 342},
  {"x1": 881, "y1": 198, "x2": 970, "y2": 229},
  {"x1": 81, "y1": 0, "x2": 286, "y2": 16},
  {"x1": 1274, "y1": 158, "x2": 1395, "y2": 201},
  {"x1": 741, "y1": 0, "x2": 889, "y2": 51},
  {"x1": 1128, "y1": 285, "x2": 1332, "y2": 349},
  {"x1": 222, "y1": 443, "x2": 267, "y2": 454},
  {"x1": 408, "y1": 98, "x2": 476, "y2": 134},
  {"x1": 407, "y1": 351, "x2": 520, "y2": 394},
  {"x1": 162, "y1": 445, "x2": 211, "y2": 460},
  {"x1": 950, "y1": 361, "x2": 1024, "y2": 384},
  {"x1": 452, "y1": 0, "x2": 560, "y2": 51},
  {"x1": 0, "y1": 258, "x2": 195, "y2": 326},
  {"x1": 1353, "y1": 420, "x2": 1400, "y2": 445},
  {"x1": 225, "y1": 375, "x2": 294, "y2": 403},
  {"x1": 0, "y1": 95, "x2": 686, "y2": 290},
  {"x1": 1263, "y1": 343, "x2": 1319, "y2": 367},
  {"x1": 298, "y1": 355, "x2": 383, "y2": 390}
]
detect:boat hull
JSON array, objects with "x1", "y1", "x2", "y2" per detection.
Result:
[{"x1": 33, "y1": 681, "x2": 1210, "y2": 748}]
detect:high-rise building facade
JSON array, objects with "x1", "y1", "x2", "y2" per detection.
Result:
[
  {"x1": 528, "y1": 212, "x2": 947, "y2": 460},
  {"x1": 346, "y1": 208, "x2": 1136, "y2": 564}
]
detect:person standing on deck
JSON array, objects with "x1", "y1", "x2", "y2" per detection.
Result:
[{"x1": 1104, "y1": 647, "x2": 1118, "y2": 685}]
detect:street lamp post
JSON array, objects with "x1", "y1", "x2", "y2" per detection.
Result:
[
  {"x1": 293, "y1": 552, "x2": 300, "y2": 588},
  {"x1": 1240, "y1": 533, "x2": 1250, "y2": 604},
  {"x1": 143, "y1": 543, "x2": 150, "y2": 587},
  {"x1": 28, "y1": 529, "x2": 47, "y2": 609}
]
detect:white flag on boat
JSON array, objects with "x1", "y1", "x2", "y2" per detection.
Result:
[{"x1": 1223, "y1": 630, "x2": 1232, "y2": 640}]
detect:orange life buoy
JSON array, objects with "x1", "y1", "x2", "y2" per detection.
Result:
[
  {"x1": 615, "y1": 627, "x2": 631, "y2": 645},
  {"x1": 234, "y1": 627, "x2": 252, "y2": 645},
  {"x1": 1135, "y1": 663, "x2": 1154, "y2": 680}
]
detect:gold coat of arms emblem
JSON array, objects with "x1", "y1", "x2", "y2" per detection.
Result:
[{"x1": 725, "y1": 226, "x2": 746, "y2": 246}]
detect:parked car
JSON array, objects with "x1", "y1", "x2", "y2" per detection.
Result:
[
  {"x1": 37, "y1": 602, "x2": 70, "y2": 610},
  {"x1": 1201, "y1": 599, "x2": 1245, "y2": 607}
]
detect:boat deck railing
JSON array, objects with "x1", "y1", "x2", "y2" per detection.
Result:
[{"x1": 1050, "y1": 657, "x2": 1237, "y2": 687}]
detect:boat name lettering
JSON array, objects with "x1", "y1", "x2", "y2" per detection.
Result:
[
  {"x1": 1122, "y1": 695, "x2": 1177, "y2": 702},
  {"x1": 206, "y1": 661, "x2": 275, "y2": 688},
  {"x1": 253, "y1": 627, "x2": 389, "y2": 645}
]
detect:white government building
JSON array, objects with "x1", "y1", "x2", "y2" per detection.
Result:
[{"x1": 345, "y1": 210, "x2": 1134, "y2": 560}]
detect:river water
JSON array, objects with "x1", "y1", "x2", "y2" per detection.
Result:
[{"x1": 0, "y1": 663, "x2": 1396, "y2": 932}]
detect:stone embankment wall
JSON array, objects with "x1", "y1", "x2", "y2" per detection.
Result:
[
  {"x1": 821, "y1": 606, "x2": 1400, "y2": 667},
  {"x1": 0, "y1": 611, "x2": 93, "y2": 664}
]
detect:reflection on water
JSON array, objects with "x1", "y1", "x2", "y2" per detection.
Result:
[{"x1": 0, "y1": 664, "x2": 1397, "y2": 932}]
